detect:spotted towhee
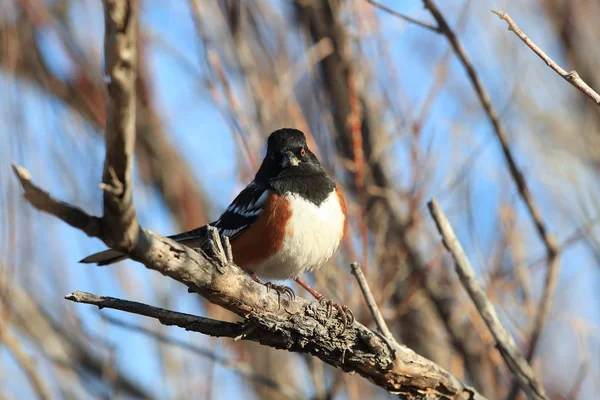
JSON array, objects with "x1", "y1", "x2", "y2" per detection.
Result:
[{"x1": 81, "y1": 128, "x2": 352, "y2": 325}]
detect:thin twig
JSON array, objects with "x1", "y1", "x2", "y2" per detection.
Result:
[
  {"x1": 491, "y1": 9, "x2": 600, "y2": 106},
  {"x1": 11, "y1": 165, "x2": 101, "y2": 237},
  {"x1": 350, "y1": 262, "x2": 394, "y2": 341},
  {"x1": 366, "y1": 0, "x2": 440, "y2": 33},
  {"x1": 428, "y1": 198, "x2": 548, "y2": 400},
  {"x1": 66, "y1": 291, "x2": 245, "y2": 337},
  {"x1": 420, "y1": 3, "x2": 561, "y2": 397}
]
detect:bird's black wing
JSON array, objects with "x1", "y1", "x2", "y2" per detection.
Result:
[
  {"x1": 214, "y1": 181, "x2": 268, "y2": 238},
  {"x1": 168, "y1": 180, "x2": 268, "y2": 243},
  {"x1": 80, "y1": 181, "x2": 268, "y2": 266}
]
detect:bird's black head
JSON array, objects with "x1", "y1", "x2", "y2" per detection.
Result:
[
  {"x1": 257, "y1": 128, "x2": 335, "y2": 203},
  {"x1": 255, "y1": 128, "x2": 327, "y2": 183},
  {"x1": 266, "y1": 128, "x2": 310, "y2": 168},
  {"x1": 267, "y1": 128, "x2": 306, "y2": 156}
]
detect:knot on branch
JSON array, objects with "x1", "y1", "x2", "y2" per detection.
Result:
[
  {"x1": 99, "y1": 166, "x2": 124, "y2": 197},
  {"x1": 202, "y1": 225, "x2": 234, "y2": 274},
  {"x1": 566, "y1": 70, "x2": 580, "y2": 82}
]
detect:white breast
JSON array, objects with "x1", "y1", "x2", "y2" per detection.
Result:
[{"x1": 255, "y1": 190, "x2": 345, "y2": 280}]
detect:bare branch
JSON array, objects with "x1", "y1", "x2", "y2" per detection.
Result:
[
  {"x1": 11, "y1": 164, "x2": 101, "y2": 238},
  {"x1": 14, "y1": 163, "x2": 484, "y2": 398},
  {"x1": 66, "y1": 291, "x2": 248, "y2": 338},
  {"x1": 421, "y1": 3, "x2": 561, "y2": 393},
  {"x1": 421, "y1": 0, "x2": 559, "y2": 256},
  {"x1": 101, "y1": 0, "x2": 140, "y2": 250},
  {"x1": 350, "y1": 262, "x2": 394, "y2": 341},
  {"x1": 491, "y1": 9, "x2": 600, "y2": 106},
  {"x1": 428, "y1": 198, "x2": 548, "y2": 400}
]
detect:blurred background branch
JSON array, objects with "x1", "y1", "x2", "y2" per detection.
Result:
[
  {"x1": 1, "y1": 0, "x2": 599, "y2": 399},
  {"x1": 492, "y1": 9, "x2": 600, "y2": 106}
]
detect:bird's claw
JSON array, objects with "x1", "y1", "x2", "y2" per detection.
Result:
[
  {"x1": 318, "y1": 298, "x2": 354, "y2": 332},
  {"x1": 265, "y1": 282, "x2": 295, "y2": 305},
  {"x1": 319, "y1": 297, "x2": 334, "y2": 318}
]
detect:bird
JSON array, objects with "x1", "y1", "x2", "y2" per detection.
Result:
[{"x1": 81, "y1": 128, "x2": 353, "y2": 327}]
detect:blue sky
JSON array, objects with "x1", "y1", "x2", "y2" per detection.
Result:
[{"x1": 2, "y1": 0, "x2": 599, "y2": 398}]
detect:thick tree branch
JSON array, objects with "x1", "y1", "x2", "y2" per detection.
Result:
[
  {"x1": 491, "y1": 9, "x2": 600, "y2": 106},
  {"x1": 428, "y1": 198, "x2": 548, "y2": 400},
  {"x1": 101, "y1": 0, "x2": 140, "y2": 250},
  {"x1": 13, "y1": 164, "x2": 486, "y2": 399}
]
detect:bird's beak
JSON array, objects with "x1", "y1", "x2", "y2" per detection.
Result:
[{"x1": 281, "y1": 151, "x2": 299, "y2": 167}]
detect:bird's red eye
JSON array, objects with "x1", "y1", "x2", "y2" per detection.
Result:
[{"x1": 300, "y1": 148, "x2": 306, "y2": 157}]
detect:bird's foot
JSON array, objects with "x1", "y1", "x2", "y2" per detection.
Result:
[
  {"x1": 249, "y1": 272, "x2": 295, "y2": 306},
  {"x1": 265, "y1": 282, "x2": 295, "y2": 302},
  {"x1": 294, "y1": 277, "x2": 354, "y2": 332},
  {"x1": 318, "y1": 297, "x2": 354, "y2": 331}
]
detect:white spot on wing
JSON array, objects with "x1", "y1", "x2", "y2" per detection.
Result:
[
  {"x1": 238, "y1": 208, "x2": 261, "y2": 217},
  {"x1": 226, "y1": 184, "x2": 266, "y2": 218},
  {"x1": 254, "y1": 190, "x2": 268, "y2": 207},
  {"x1": 221, "y1": 227, "x2": 245, "y2": 238}
]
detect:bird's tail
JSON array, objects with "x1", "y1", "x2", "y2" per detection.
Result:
[
  {"x1": 79, "y1": 249, "x2": 127, "y2": 266},
  {"x1": 80, "y1": 225, "x2": 210, "y2": 266}
]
